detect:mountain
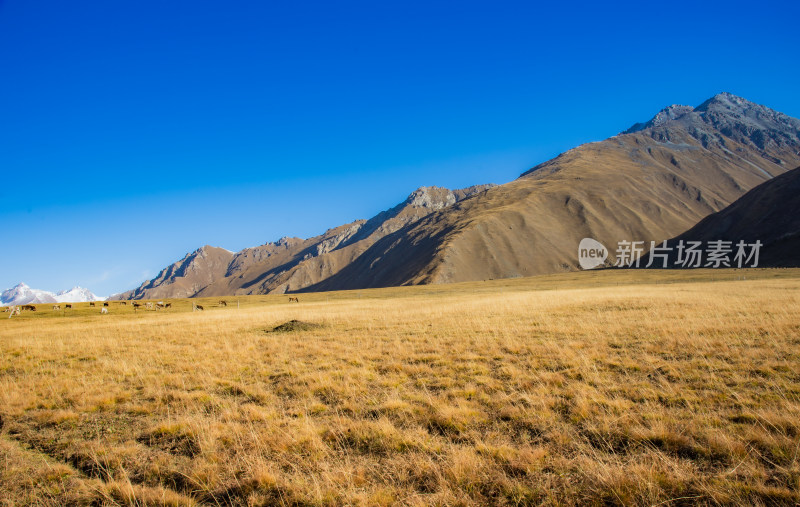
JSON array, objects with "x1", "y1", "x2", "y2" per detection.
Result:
[
  {"x1": 54, "y1": 287, "x2": 106, "y2": 303},
  {"x1": 1, "y1": 283, "x2": 57, "y2": 305},
  {"x1": 116, "y1": 92, "x2": 800, "y2": 297},
  {"x1": 0, "y1": 283, "x2": 104, "y2": 306},
  {"x1": 111, "y1": 185, "x2": 495, "y2": 299},
  {"x1": 115, "y1": 245, "x2": 236, "y2": 300},
  {"x1": 644, "y1": 166, "x2": 800, "y2": 268},
  {"x1": 300, "y1": 92, "x2": 800, "y2": 289}
]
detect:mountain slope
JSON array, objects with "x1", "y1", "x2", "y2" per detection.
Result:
[
  {"x1": 651, "y1": 166, "x2": 800, "y2": 267},
  {"x1": 302, "y1": 93, "x2": 800, "y2": 290},
  {"x1": 115, "y1": 246, "x2": 235, "y2": 300}
]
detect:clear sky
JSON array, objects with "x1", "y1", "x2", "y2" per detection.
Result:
[{"x1": 2, "y1": 0, "x2": 799, "y2": 297}]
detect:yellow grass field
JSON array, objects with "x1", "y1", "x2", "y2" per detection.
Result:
[{"x1": 1, "y1": 269, "x2": 799, "y2": 506}]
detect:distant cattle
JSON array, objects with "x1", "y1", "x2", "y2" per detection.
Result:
[
  {"x1": 145, "y1": 302, "x2": 154, "y2": 310},
  {"x1": 132, "y1": 302, "x2": 142, "y2": 310},
  {"x1": 2, "y1": 307, "x2": 8, "y2": 312},
  {"x1": 219, "y1": 300, "x2": 228, "y2": 307},
  {"x1": 120, "y1": 301, "x2": 127, "y2": 306},
  {"x1": 8, "y1": 306, "x2": 20, "y2": 318},
  {"x1": 65, "y1": 304, "x2": 72, "y2": 309},
  {"x1": 103, "y1": 302, "x2": 109, "y2": 307},
  {"x1": 89, "y1": 302, "x2": 95, "y2": 307},
  {"x1": 53, "y1": 305, "x2": 61, "y2": 311},
  {"x1": 100, "y1": 307, "x2": 108, "y2": 314},
  {"x1": 194, "y1": 304, "x2": 204, "y2": 311},
  {"x1": 288, "y1": 297, "x2": 299, "y2": 303},
  {"x1": 21, "y1": 305, "x2": 36, "y2": 311},
  {"x1": 164, "y1": 303, "x2": 172, "y2": 309}
]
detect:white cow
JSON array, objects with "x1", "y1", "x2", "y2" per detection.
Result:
[{"x1": 101, "y1": 307, "x2": 108, "y2": 314}]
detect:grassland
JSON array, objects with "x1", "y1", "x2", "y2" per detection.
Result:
[{"x1": 1, "y1": 268, "x2": 799, "y2": 506}]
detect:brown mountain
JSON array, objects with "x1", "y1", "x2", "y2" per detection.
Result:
[
  {"x1": 116, "y1": 92, "x2": 800, "y2": 298},
  {"x1": 112, "y1": 185, "x2": 495, "y2": 299},
  {"x1": 302, "y1": 92, "x2": 800, "y2": 290},
  {"x1": 115, "y1": 246, "x2": 235, "y2": 300},
  {"x1": 646, "y1": 166, "x2": 800, "y2": 268}
]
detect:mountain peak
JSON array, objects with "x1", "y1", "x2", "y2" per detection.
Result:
[
  {"x1": 623, "y1": 104, "x2": 694, "y2": 134},
  {"x1": 695, "y1": 91, "x2": 749, "y2": 111},
  {"x1": 619, "y1": 92, "x2": 800, "y2": 154}
]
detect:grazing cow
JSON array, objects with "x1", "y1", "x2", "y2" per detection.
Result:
[
  {"x1": 100, "y1": 307, "x2": 108, "y2": 314},
  {"x1": 164, "y1": 303, "x2": 172, "y2": 309},
  {"x1": 288, "y1": 297, "x2": 299, "y2": 303},
  {"x1": 103, "y1": 302, "x2": 109, "y2": 307},
  {"x1": 8, "y1": 306, "x2": 20, "y2": 318},
  {"x1": 194, "y1": 304, "x2": 204, "y2": 311},
  {"x1": 219, "y1": 300, "x2": 228, "y2": 307},
  {"x1": 145, "y1": 302, "x2": 154, "y2": 310},
  {"x1": 89, "y1": 302, "x2": 95, "y2": 307},
  {"x1": 156, "y1": 301, "x2": 165, "y2": 310},
  {"x1": 53, "y1": 305, "x2": 61, "y2": 311},
  {"x1": 65, "y1": 304, "x2": 72, "y2": 309},
  {"x1": 132, "y1": 302, "x2": 142, "y2": 310},
  {"x1": 120, "y1": 301, "x2": 127, "y2": 306},
  {"x1": 21, "y1": 305, "x2": 36, "y2": 311}
]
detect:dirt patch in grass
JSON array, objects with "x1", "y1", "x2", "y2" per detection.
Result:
[
  {"x1": 268, "y1": 320, "x2": 323, "y2": 333},
  {"x1": 137, "y1": 424, "x2": 200, "y2": 458}
]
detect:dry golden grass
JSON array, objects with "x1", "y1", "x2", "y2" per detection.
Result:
[{"x1": 2, "y1": 269, "x2": 799, "y2": 505}]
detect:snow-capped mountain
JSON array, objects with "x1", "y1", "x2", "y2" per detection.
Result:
[
  {"x1": 0, "y1": 283, "x2": 105, "y2": 306},
  {"x1": 54, "y1": 286, "x2": 105, "y2": 303},
  {"x1": 0, "y1": 283, "x2": 57, "y2": 305}
]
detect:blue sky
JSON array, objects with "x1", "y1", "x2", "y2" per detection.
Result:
[{"x1": 2, "y1": 0, "x2": 799, "y2": 296}]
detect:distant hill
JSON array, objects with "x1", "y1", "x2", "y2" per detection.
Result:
[{"x1": 114, "y1": 92, "x2": 800, "y2": 298}]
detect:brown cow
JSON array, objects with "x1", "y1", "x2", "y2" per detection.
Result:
[
  {"x1": 21, "y1": 305, "x2": 36, "y2": 311},
  {"x1": 103, "y1": 302, "x2": 109, "y2": 307},
  {"x1": 164, "y1": 303, "x2": 172, "y2": 309},
  {"x1": 194, "y1": 304, "x2": 204, "y2": 311},
  {"x1": 120, "y1": 301, "x2": 127, "y2": 306},
  {"x1": 65, "y1": 304, "x2": 72, "y2": 309},
  {"x1": 53, "y1": 305, "x2": 61, "y2": 311},
  {"x1": 89, "y1": 302, "x2": 95, "y2": 307},
  {"x1": 219, "y1": 300, "x2": 228, "y2": 307},
  {"x1": 288, "y1": 297, "x2": 299, "y2": 303}
]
